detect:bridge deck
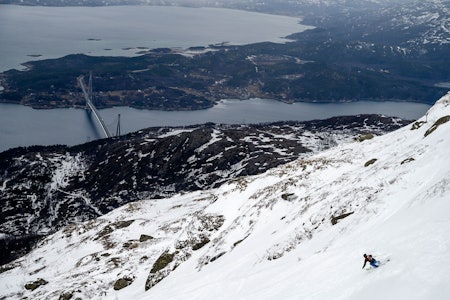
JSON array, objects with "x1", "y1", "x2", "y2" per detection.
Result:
[{"x1": 78, "y1": 76, "x2": 112, "y2": 138}]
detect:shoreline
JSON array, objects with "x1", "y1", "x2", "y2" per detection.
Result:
[
  {"x1": 0, "y1": 4, "x2": 311, "y2": 73},
  {"x1": 0, "y1": 97, "x2": 435, "y2": 111}
]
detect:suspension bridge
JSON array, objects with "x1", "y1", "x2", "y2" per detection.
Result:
[{"x1": 78, "y1": 73, "x2": 120, "y2": 139}]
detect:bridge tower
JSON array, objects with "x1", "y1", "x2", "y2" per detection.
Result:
[
  {"x1": 116, "y1": 114, "x2": 121, "y2": 136},
  {"x1": 86, "y1": 71, "x2": 93, "y2": 109},
  {"x1": 78, "y1": 73, "x2": 112, "y2": 138}
]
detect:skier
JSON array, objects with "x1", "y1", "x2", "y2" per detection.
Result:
[{"x1": 362, "y1": 254, "x2": 379, "y2": 269}]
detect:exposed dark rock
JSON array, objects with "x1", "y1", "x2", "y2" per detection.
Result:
[
  {"x1": 95, "y1": 220, "x2": 134, "y2": 241},
  {"x1": 113, "y1": 276, "x2": 134, "y2": 290},
  {"x1": 401, "y1": 157, "x2": 415, "y2": 165},
  {"x1": 192, "y1": 237, "x2": 210, "y2": 251},
  {"x1": 123, "y1": 241, "x2": 138, "y2": 249},
  {"x1": 59, "y1": 292, "x2": 73, "y2": 300},
  {"x1": 25, "y1": 278, "x2": 48, "y2": 291},
  {"x1": 210, "y1": 251, "x2": 226, "y2": 263},
  {"x1": 150, "y1": 251, "x2": 175, "y2": 274},
  {"x1": 331, "y1": 212, "x2": 354, "y2": 225},
  {"x1": 424, "y1": 116, "x2": 450, "y2": 137},
  {"x1": 139, "y1": 234, "x2": 154, "y2": 242},
  {"x1": 281, "y1": 193, "x2": 297, "y2": 201},
  {"x1": 364, "y1": 158, "x2": 378, "y2": 167}
]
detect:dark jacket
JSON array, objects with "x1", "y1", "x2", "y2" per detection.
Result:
[{"x1": 362, "y1": 254, "x2": 374, "y2": 268}]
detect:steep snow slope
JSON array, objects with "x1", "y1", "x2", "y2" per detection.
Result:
[
  {"x1": 1, "y1": 115, "x2": 407, "y2": 266},
  {"x1": 1, "y1": 93, "x2": 449, "y2": 299}
]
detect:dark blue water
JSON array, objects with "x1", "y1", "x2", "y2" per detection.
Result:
[{"x1": 0, "y1": 99, "x2": 431, "y2": 152}]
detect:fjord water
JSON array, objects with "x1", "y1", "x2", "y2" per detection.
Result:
[
  {"x1": 0, "y1": 5, "x2": 312, "y2": 72},
  {"x1": 0, "y1": 100, "x2": 430, "y2": 152}
]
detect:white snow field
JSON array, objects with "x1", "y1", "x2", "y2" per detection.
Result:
[{"x1": 1, "y1": 93, "x2": 450, "y2": 300}]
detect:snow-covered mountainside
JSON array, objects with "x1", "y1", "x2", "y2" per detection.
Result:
[
  {"x1": 0, "y1": 115, "x2": 407, "y2": 265},
  {"x1": 296, "y1": 0, "x2": 450, "y2": 46},
  {"x1": 1, "y1": 93, "x2": 449, "y2": 299},
  {"x1": 369, "y1": 0, "x2": 450, "y2": 45}
]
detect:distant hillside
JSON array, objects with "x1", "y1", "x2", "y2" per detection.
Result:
[
  {"x1": 0, "y1": 115, "x2": 408, "y2": 265},
  {"x1": 1, "y1": 0, "x2": 448, "y2": 109}
]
